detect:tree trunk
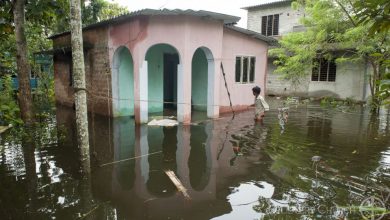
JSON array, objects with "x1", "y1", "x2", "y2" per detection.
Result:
[
  {"x1": 370, "y1": 61, "x2": 381, "y2": 114},
  {"x1": 13, "y1": 0, "x2": 34, "y2": 124},
  {"x1": 70, "y1": 0, "x2": 90, "y2": 157}
]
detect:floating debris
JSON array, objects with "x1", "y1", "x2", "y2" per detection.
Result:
[
  {"x1": 164, "y1": 170, "x2": 191, "y2": 200},
  {"x1": 148, "y1": 119, "x2": 178, "y2": 127},
  {"x1": 311, "y1": 156, "x2": 321, "y2": 162}
]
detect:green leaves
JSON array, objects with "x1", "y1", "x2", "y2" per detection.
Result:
[
  {"x1": 82, "y1": 0, "x2": 128, "y2": 26},
  {"x1": 271, "y1": 0, "x2": 390, "y2": 110},
  {"x1": 353, "y1": 0, "x2": 390, "y2": 34},
  {"x1": 0, "y1": 75, "x2": 22, "y2": 126}
]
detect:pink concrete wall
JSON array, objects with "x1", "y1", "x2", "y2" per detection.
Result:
[
  {"x1": 220, "y1": 28, "x2": 268, "y2": 113},
  {"x1": 107, "y1": 15, "x2": 269, "y2": 121},
  {"x1": 108, "y1": 15, "x2": 224, "y2": 123},
  {"x1": 53, "y1": 12, "x2": 269, "y2": 121}
]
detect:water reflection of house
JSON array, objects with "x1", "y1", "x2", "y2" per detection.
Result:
[
  {"x1": 84, "y1": 109, "x2": 283, "y2": 219},
  {"x1": 53, "y1": 105, "x2": 390, "y2": 219},
  {"x1": 89, "y1": 117, "x2": 231, "y2": 219},
  {"x1": 243, "y1": 0, "x2": 370, "y2": 101},
  {"x1": 49, "y1": 9, "x2": 275, "y2": 124}
]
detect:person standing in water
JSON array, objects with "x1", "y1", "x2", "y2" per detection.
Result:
[{"x1": 251, "y1": 86, "x2": 269, "y2": 122}]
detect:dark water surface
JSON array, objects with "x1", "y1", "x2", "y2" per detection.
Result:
[{"x1": 1, "y1": 103, "x2": 390, "y2": 220}]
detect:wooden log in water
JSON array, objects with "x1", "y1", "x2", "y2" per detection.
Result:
[{"x1": 164, "y1": 170, "x2": 191, "y2": 200}]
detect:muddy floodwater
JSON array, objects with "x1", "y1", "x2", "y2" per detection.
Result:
[{"x1": 1, "y1": 103, "x2": 390, "y2": 219}]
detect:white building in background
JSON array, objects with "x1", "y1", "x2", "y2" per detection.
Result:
[{"x1": 243, "y1": 0, "x2": 371, "y2": 101}]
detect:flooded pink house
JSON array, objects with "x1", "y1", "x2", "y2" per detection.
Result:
[{"x1": 50, "y1": 9, "x2": 274, "y2": 124}]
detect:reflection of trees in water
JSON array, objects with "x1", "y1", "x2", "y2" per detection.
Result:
[
  {"x1": 188, "y1": 125, "x2": 209, "y2": 191},
  {"x1": 146, "y1": 127, "x2": 177, "y2": 197},
  {"x1": 230, "y1": 123, "x2": 268, "y2": 151},
  {"x1": 229, "y1": 109, "x2": 390, "y2": 219},
  {"x1": 228, "y1": 123, "x2": 269, "y2": 166},
  {"x1": 307, "y1": 116, "x2": 332, "y2": 144},
  {"x1": 0, "y1": 107, "x2": 123, "y2": 219},
  {"x1": 0, "y1": 136, "x2": 39, "y2": 219},
  {"x1": 252, "y1": 170, "x2": 389, "y2": 219},
  {"x1": 22, "y1": 137, "x2": 38, "y2": 218},
  {"x1": 0, "y1": 114, "x2": 83, "y2": 219},
  {"x1": 0, "y1": 161, "x2": 27, "y2": 218}
]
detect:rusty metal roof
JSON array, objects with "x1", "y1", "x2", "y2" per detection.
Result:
[
  {"x1": 241, "y1": 0, "x2": 292, "y2": 10},
  {"x1": 49, "y1": 9, "x2": 241, "y2": 39}
]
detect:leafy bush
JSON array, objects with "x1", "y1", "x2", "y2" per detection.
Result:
[
  {"x1": 32, "y1": 63, "x2": 55, "y2": 117},
  {"x1": 0, "y1": 75, "x2": 23, "y2": 125},
  {"x1": 320, "y1": 96, "x2": 359, "y2": 111}
]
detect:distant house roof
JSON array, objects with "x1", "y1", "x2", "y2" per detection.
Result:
[
  {"x1": 241, "y1": 0, "x2": 292, "y2": 10},
  {"x1": 225, "y1": 25, "x2": 277, "y2": 45},
  {"x1": 49, "y1": 9, "x2": 241, "y2": 39}
]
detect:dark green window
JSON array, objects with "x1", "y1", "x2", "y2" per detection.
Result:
[{"x1": 235, "y1": 56, "x2": 256, "y2": 83}]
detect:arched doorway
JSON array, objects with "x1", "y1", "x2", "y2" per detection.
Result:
[
  {"x1": 191, "y1": 47, "x2": 215, "y2": 119},
  {"x1": 111, "y1": 46, "x2": 134, "y2": 117},
  {"x1": 145, "y1": 44, "x2": 180, "y2": 117}
]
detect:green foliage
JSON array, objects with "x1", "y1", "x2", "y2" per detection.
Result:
[
  {"x1": 284, "y1": 96, "x2": 300, "y2": 105},
  {"x1": 0, "y1": 0, "x2": 127, "y2": 124},
  {"x1": 320, "y1": 96, "x2": 336, "y2": 107},
  {"x1": 0, "y1": 33, "x2": 16, "y2": 76},
  {"x1": 270, "y1": 0, "x2": 390, "y2": 111},
  {"x1": 353, "y1": 0, "x2": 390, "y2": 34},
  {"x1": 0, "y1": 1, "x2": 14, "y2": 40},
  {"x1": 319, "y1": 96, "x2": 358, "y2": 111},
  {"x1": 0, "y1": 0, "x2": 128, "y2": 77},
  {"x1": 31, "y1": 62, "x2": 55, "y2": 116},
  {"x1": 71, "y1": 0, "x2": 130, "y2": 29},
  {"x1": 0, "y1": 75, "x2": 22, "y2": 125},
  {"x1": 82, "y1": 0, "x2": 128, "y2": 25},
  {"x1": 270, "y1": 31, "x2": 316, "y2": 87},
  {"x1": 99, "y1": 1, "x2": 128, "y2": 20}
]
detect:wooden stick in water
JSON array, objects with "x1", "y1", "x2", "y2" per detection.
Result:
[
  {"x1": 99, "y1": 151, "x2": 162, "y2": 167},
  {"x1": 164, "y1": 170, "x2": 191, "y2": 200}
]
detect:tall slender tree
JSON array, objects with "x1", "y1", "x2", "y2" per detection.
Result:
[
  {"x1": 70, "y1": 0, "x2": 90, "y2": 157},
  {"x1": 13, "y1": 0, "x2": 34, "y2": 124}
]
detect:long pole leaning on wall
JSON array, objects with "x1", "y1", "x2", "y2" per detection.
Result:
[
  {"x1": 216, "y1": 62, "x2": 236, "y2": 161},
  {"x1": 220, "y1": 62, "x2": 235, "y2": 118}
]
